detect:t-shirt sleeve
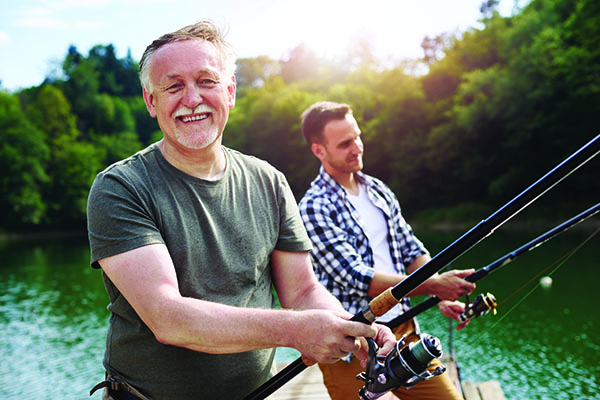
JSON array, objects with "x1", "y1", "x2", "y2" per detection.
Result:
[
  {"x1": 87, "y1": 170, "x2": 164, "y2": 269},
  {"x1": 274, "y1": 173, "x2": 312, "y2": 253}
]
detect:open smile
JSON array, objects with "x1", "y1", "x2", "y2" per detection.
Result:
[{"x1": 178, "y1": 113, "x2": 211, "y2": 123}]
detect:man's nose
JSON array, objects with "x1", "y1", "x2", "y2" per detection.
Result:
[{"x1": 182, "y1": 84, "x2": 203, "y2": 107}]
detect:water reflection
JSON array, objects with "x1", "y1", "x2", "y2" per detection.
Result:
[
  {"x1": 0, "y1": 236, "x2": 107, "y2": 399},
  {"x1": 0, "y1": 230, "x2": 598, "y2": 399},
  {"x1": 418, "y1": 227, "x2": 600, "y2": 400}
]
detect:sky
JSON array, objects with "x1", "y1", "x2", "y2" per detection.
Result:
[{"x1": 0, "y1": 0, "x2": 524, "y2": 92}]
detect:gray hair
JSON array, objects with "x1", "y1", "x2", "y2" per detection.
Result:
[{"x1": 139, "y1": 20, "x2": 237, "y2": 93}]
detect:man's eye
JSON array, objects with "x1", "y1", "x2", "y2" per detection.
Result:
[
  {"x1": 166, "y1": 84, "x2": 183, "y2": 92},
  {"x1": 199, "y1": 79, "x2": 218, "y2": 87}
]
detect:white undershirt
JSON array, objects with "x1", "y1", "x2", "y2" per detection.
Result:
[{"x1": 347, "y1": 184, "x2": 402, "y2": 322}]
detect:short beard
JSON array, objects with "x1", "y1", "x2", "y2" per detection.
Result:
[
  {"x1": 172, "y1": 104, "x2": 219, "y2": 149},
  {"x1": 175, "y1": 126, "x2": 219, "y2": 150},
  {"x1": 330, "y1": 157, "x2": 363, "y2": 174}
]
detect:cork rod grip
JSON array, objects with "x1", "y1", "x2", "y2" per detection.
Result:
[{"x1": 368, "y1": 287, "x2": 400, "y2": 318}]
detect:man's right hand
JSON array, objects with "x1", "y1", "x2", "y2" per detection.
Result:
[
  {"x1": 427, "y1": 269, "x2": 476, "y2": 301},
  {"x1": 294, "y1": 310, "x2": 395, "y2": 364}
]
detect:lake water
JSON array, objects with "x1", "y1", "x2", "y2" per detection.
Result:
[{"x1": 0, "y1": 225, "x2": 598, "y2": 399}]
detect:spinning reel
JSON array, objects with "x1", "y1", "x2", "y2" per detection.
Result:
[
  {"x1": 459, "y1": 292, "x2": 497, "y2": 322},
  {"x1": 356, "y1": 333, "x2": 446, "y2": 399}
]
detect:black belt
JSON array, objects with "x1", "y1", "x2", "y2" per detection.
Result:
[
  {"x1": 107, "y1": 387, "x2": 143, "y2": 400},
  {"x1": 90, "y1": 374, "x2": 149, "y2": 400}
]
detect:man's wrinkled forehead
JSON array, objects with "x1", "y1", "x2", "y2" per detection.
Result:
[{"x1": 149, "y1": 40, "x2": 227, "y2": 82}]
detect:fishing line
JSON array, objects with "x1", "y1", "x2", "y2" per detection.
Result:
[{"x1": 472, "y1": 227, "x2": 599, "y2": 343}]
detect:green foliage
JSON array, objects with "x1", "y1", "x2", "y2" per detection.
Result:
[
  {"x1": 236, "y1": 56, "x2": 281, "y2": 98},
  {"x1": 91, "y1": 131, "x2": 142, "y2": 166},
  {"x1": 25, "y1": 85, "x2": 105, "y2": 225},
  {"x1": 1, "y1": 0, "x2": 598, "y2": 232},
  {"x1": 226, "y1": 78, "x2": 323, "y2": 196},
  {"x1": 125, "y1": 96, "x2": 160, "y2": 145},
  {"x1": 1, "y1": 45, "x2": 147, "y2": 230},
  {"x1": 0, "y1": 91, "x2": 50, "y2": 226},
  {"x1": 90, "y1": 93, "x2": 137, "y2": 135}
]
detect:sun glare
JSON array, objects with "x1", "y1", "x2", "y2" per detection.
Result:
[
  {"x1": 271, "y1": 0, "x2": 452, "y2": 65},
  {"x1": 259, "y1": 0, "x2": 492, "y2": 65},
  {"x1": 288, "y1": 2, "x2": 379, "y2": 61}
]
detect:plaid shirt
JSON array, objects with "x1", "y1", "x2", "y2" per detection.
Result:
[{"x1": 299, "y1": 167, "x2": 428, "y2": 318}]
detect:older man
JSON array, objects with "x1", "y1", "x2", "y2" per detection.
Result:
[{"x1": 87, "y1": 23, "x2": 394, "y2": 400}]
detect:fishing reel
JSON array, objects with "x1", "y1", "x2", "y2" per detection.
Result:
[
  {"x1": 356, "y1": 333, "x2": 446, "y2": 399},
  {"x1": 459, "y1": 292, "x2": 497, "y2": 322}
]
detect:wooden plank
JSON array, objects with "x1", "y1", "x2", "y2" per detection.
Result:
[
  {"x1": 477, "y1": 380, "x2": 506, "y2": 400},
  {"x1": 269, "y1": 364, "x2": 397, "y2": 400},
  {"x1": 270, "y1": 362, "x2": 506, "y2": 400},
  {"x1": 463, "y1": 382, "x2": 482, "y2": 400},
  {"x1": 463, "y1": 380, "x2": 505, "y2": 400},
  {"x1": 270, "y1": 364, "x2": 329, "y2": 399}
]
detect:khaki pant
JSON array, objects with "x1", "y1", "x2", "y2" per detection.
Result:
[{"x1": 318, "y1": 320, "x2": 463, "y2": 400}]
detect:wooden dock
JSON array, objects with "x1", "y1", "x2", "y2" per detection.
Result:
[
  {"x1": 269, "y1": 364, "x2": 329, "y2": 399},
  {"x1": 270, "y1": 354, "x2": 505, "y2": 400},
  {"x1": 442, "y1": 352, "x2": 506, "y2": 400},
  {"x1": 462, "y1": 380, "x2": 506, "y2": 400}
]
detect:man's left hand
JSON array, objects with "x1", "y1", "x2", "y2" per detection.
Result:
[
  {"x1": 355, "y1": 323, "x2": 397, "y2": 367},
  {"x1": 439, "y1": 300, "x2": 470, "y2": 330}
]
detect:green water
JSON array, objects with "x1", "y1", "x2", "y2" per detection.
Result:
[
  {"x1": 0, "y1": 228, "x2": 598, "y2": 399},
  {"x1": 417, "y1": 228, "x2": 600, "y2": 400}
]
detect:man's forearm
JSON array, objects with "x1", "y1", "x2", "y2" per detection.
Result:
[
  {"x1": 149, "y1": 296, "x2": 337, "y2": 354},
  {"x1": 293, "y1": 279, "x2": 348, "y2": 315}
]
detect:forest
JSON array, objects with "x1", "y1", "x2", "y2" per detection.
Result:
[{"x1": 1, "y1": 0, "x2": 598, "y2": 233}]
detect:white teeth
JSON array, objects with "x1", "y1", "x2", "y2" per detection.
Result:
[
  {"x1": 181, "y1": 114, "x2": 209, "y2": 123},
  {"x1": 174, "y1": 105, "x2": 214, "y2": 119}
]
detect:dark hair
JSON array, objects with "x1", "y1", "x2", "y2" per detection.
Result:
[{"x1": 300, "y1": 101, "x2": 352, "y2": 145}]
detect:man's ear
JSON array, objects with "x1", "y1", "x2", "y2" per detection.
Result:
[
  {"x1": 311, "y1": 142, "x2": 325, "y2": 161},
  {"x1": 228, "y1": 75, "x2": 237, "y2": 109},
  {"x1": 143, "y1": 88, "x2": 157, "y2": 117}
]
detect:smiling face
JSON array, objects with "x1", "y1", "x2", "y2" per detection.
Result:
[
  {"x1": 312, "y1": 113, "x2": 364, "y2": 180},
  {"x1": 143, "y1": 39, "x2": 236, "y2": 151}
]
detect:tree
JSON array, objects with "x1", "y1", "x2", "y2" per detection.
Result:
[
  {"x1": 236, "y1": 56, "x2": 281, "y2": 91},
  {"x1": 26, "y1": 85, "x2": 104, "y2": 225},
  {"x1": 0, "y1": 91, "x2": 50, "y2": 227},
  {"x1": 59, "y1": 45, "x2": 101, "y2": 134},
  {"x1": 87, "y1": 44, "x2": 141, "y2": 97},
  {"x1": 480, "y1": 0, "x2": 500, "y2": 17}
]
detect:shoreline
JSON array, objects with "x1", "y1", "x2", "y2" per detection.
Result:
[
  {"x1": 2, "y1": 217, "x2": 597, "y2": 242},
  {"x1": 0, "y1": 228, "x2": 87, "y2": 242}
]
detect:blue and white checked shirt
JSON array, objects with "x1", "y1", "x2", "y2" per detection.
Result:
[{"x1": 299, "y1": 167, "x2": 428, "y2": 318}]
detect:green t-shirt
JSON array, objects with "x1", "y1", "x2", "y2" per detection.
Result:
[{"x1": 87, "y1": 143, "x2": 311, "y2": 400}]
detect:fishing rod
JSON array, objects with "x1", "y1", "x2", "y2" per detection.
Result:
[
  {"x1": 243, "y1": 133, "x2": 600, "y2": 400},
  {"x1": 384, "y1": 201, "x2": 600, "y2": 330}
]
